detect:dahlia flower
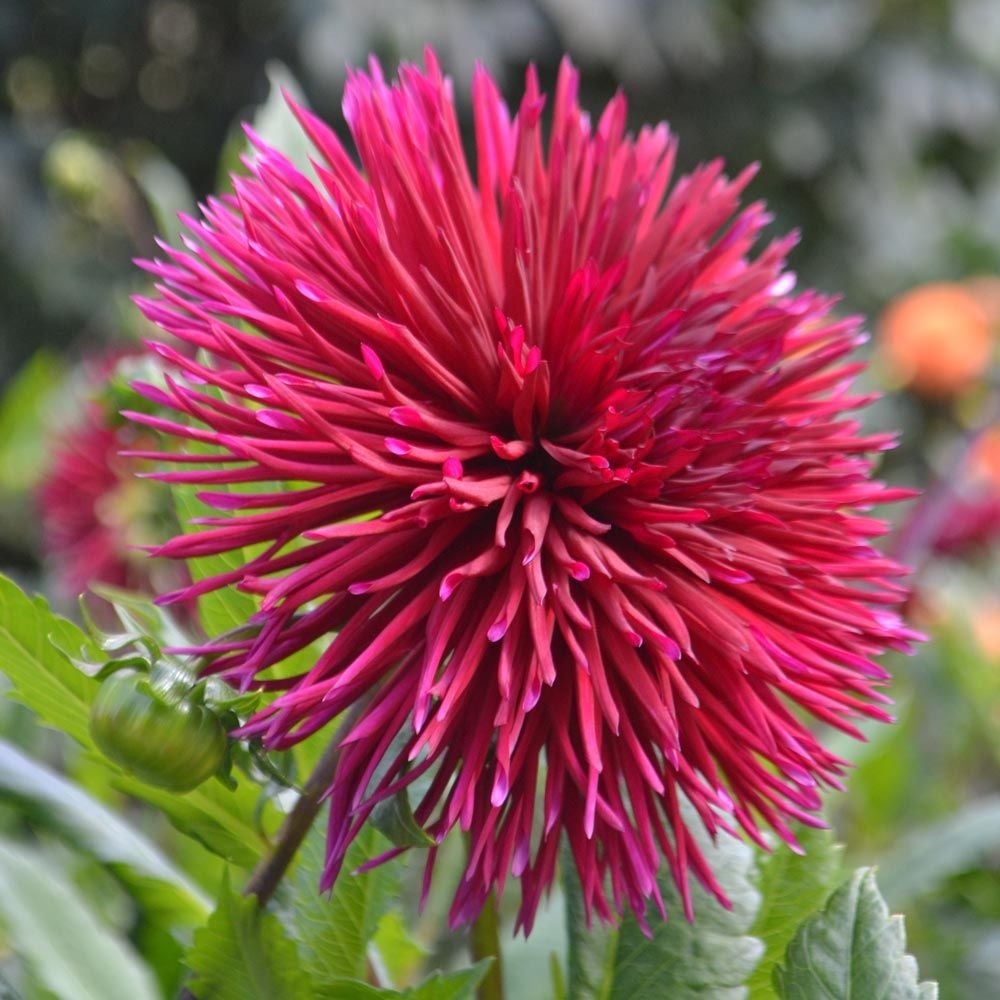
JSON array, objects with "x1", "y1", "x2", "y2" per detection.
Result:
[{"x1": 130, "y1": 51, "x2": 918, "y2": 932}]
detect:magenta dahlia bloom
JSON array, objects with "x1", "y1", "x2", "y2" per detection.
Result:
[
  {"x1": 130, "y1": 51, "x2": 918, "y2": 932},
  {"x1": 40, "y1": 406, "x2": 135, "y2": 599},
  {"x1": 39, "y1": 358, "x2": 183, "y2": 603}
]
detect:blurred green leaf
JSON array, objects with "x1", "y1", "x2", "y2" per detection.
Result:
[
  {"x1": 291, "y1": 821, "x2": 398, "y2": 983},
  {"x1": 0, "y1": 350, "x2": 65, "y2": 494},
  {"x1": 0, "y1": 738, "x2": 209, "y2": 926},
  {"x1": 402, "y1": 962, "x2": 493, "y2": 999},
  {"x1": 564, "y1": 845, "x2": 616, "y2": 1000},
  {"x1": 127, "y1": 144, "x2": 195, "y2": 245},
  {"x1": 878, "y1": 796, "x2": 1000, "y2": 907},
  {"x1": 171, "y1": 482, "x2": 260, "y2": 639},
  {"x1": 501, "y1": 886, "x2": 566, "y2": 1000},
  {"x1": 0, "y1": 574, "x2": 267, "y2": 869},
  {"x1": 187, "y1": 872, "x2": 309, "y2": 1000},
  {"x1": 372, "y1": 909, "x2": 429, "y2": 987},
  {"x1": 217, "y1": 61, "x2": 312, "y2": 189},
  {"x1": 0, "y1": 573, "x2": 100, "y2": 747},
  {"x1": 0, "y1": 838, "x2": 160, "y2": 1000},
  {"x1": 774, "y1": 868, "x2": 937, "y2": 999},
  {"x1": 747, "y1": 826, "x2": 843, "y2": 999},
  {"x1": 314, "y1": 982, "x2": 397, "y2": 999},
  {"x1": 252, "y1": 62, "x2": 313, "y2": 170},
  {"x1": 112, "y1": 772, "x2": 265, "y2": 870},
  {"x1": 314, "y1": 962, "x2": 492, "y2": 999},
  {"x1": 565, "y1": 818, "x2": 763, "y2": 1000}
]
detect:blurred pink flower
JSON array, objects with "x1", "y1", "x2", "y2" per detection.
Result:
[
  {"x1": 131, "y1": 51, "x2": 918, "y2": 932},
  {"x1": 932, "y1": 427, "x2": 1000, "y2": 557},
  {"x1": 38, "y1": 355, "x2": 186, "y2": 605},
  {"x1": 40, "y1": 403, "x2": 136, "y2": 600}
]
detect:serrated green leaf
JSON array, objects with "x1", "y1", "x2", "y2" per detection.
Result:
[
  {"x1": 0, "y1": 738, "x2": 209, "y2": 926},
  {"x1": 291, "y1": 821, "x2": 398, "y2": 983},
  {"x1": 187, "y1": 872, "x2": 309, "y2": 1000},
  {"x1": 877, "y1": 795, "x2": 1000, "y2": 907},
  {"x1": 773, "y1": 868, "x2": 937, "y2": 1000},
  {"x1": 610, "y1": 834, "x2": 762, "y2": 999},
  {"x1": 0, "y1": 838, "x2": 159, "y2": 1000},
  {"x1": 566, "y1": 816, "x2": 763, "y2": 1000},
  {"x1": 0, "y1": 573, "x2": 100, "y2": 747},
  {"x1": 747, "y1": 826, "x2": 843, "y2": 999}
]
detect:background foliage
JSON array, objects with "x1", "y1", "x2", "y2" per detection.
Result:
[{"x1": 2, "y1": 1, "x2": 1000, "y2": 997}]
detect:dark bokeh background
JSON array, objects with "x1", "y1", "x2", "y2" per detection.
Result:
[
  {"x1": 6, "y1": 0, "x2": 1000, "y2": 378},
  {"x1": 4, "y1": 2, "x2": 1000, "y2": 996}
]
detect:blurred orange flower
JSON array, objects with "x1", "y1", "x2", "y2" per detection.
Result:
[
  {"x1": 879, "y1": 282, "x2": 993, "y2": 398},
  {"x1": 964, "y1": 275, "x2": 1000, "y2": 329},
  {"x1": 969, "y1": 425, "x2": 1000, "y2": 487},
  {"x1": 972, "y1": 603, "x2": 1000, "y2": 659}
]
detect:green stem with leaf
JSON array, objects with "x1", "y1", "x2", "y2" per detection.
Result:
[
  {"x1": 469, "y1": 893, "x2": 504, "y2": 1000},
  {"x1": 178, "y1": 704, "x2": 363, "y2": 999}
]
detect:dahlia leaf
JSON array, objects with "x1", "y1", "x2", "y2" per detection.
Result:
[
  {"x1": 773, "y1": 867, "x2": 938, "y2": 1000},
  {"x1": 291, "y1": 821, "x2": 398, "y2": 983},
  {"x1": 609, "y1": 832, "x2": 763, "y2": 999},
  {"x1": 187, "y1": 871, "x2": 310, "y2": 1000},
  {"x1": 312, "y1": 982, "x2": 399, "y2": 999},
  {"x1": 566, "y1": 823, "x2": 763, "y2": 999},
  {"x1": 0, "y1": 572, "x2": 100, "y2": 747},
  {"x1": 0, "y1": 837, "x2": 160, "y2": 1000},
  {"x1": 746, "y1": 826, "x2": 843, "y2": 999},
  {"x1": 0, "y1": 738, "x2": 210, "y2": 926}
]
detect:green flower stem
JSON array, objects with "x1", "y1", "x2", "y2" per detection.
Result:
[
  {"x1": 469, "y1": 892, "x2": 504, "y2": 1000},
  {"x1": 242, "y1": 708, "x2": 358, "y2": 907},
  {"x1": 177, "y1": 703, "x2": 364, "y2": 999}
]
